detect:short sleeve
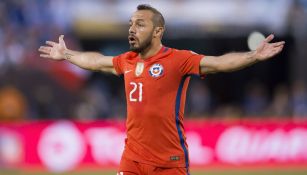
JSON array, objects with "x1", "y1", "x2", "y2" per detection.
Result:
[
  {"x1": 178, "y1": 50, "x2": 204, "y2": 76},
  {"x1": 112, "y1": 51, "x2": 137, "y2": 75},
  {"x1": 112, "y1": 52, "x2": 135, "y2": 75},
  {"x1": 112, "y1": 55, "x2": 124, "y2": 75}
]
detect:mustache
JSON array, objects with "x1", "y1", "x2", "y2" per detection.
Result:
[{"x1": 128, "y1": 34, "x2": 137, "y2": 40}]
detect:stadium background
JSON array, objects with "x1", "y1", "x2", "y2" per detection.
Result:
[{"x1": 0, "y1": 0, "x2": 307, "y2": 175}]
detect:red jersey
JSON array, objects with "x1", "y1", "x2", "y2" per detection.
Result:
[{"x1": 112, "y1": 47, "x2": 204, "y2": 168}]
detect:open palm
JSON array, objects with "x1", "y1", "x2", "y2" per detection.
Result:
[
  {"x1": 38, "y1": 35, "x2": 67, "y2": 60},
  {"x1": 255, "y1": 34, "x2": 285, "y2": 61}
]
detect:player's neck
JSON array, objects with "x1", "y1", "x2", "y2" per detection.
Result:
[{"x1": 139, "y1": 42, "x2": 162, "y2": 60}]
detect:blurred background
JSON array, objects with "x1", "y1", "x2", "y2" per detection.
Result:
[
  {"x1": 0, "y1": 0, "x2": 307, "y2": 175},
  {"x1": 1, "y1": 0, "x2": 307, "y2": 121}
]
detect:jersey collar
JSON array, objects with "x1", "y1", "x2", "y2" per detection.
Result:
[{"x1": 136, "y1": 46, "x2": 172, "y2": 62}]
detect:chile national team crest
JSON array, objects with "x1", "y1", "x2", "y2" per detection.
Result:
[{"x1": 149, "y1": 64, "x2": 164, "y2": 78}]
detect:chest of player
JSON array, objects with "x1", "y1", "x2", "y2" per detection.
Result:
[{"x1": 123, "y1": 59, "x2": 182, "y2": 103}]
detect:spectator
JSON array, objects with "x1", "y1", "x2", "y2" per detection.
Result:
[
  {"x1": 187, "y1": 80, "x2": 211, "y2": 117},
  {"x1": 291, "y1": 80, "x2": 307, "y2": 117},
  {"x1": 243, "y1": 81, "x2": 269, "y2": 116},
  {"x1": 267, "y1": 84, "x2": 291, "y2": 117},
  {"x1": 0, "y1": 86, "x2": 27, "y2": 121}
]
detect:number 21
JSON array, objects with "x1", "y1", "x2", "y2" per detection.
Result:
[{"x1": 129, "y1": 82, "x2": 143, "y2": 102}]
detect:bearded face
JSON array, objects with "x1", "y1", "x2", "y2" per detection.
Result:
[
  {"x1": 129, "y1": 29, "x2": 154, "y2": 53},
  {"x1": 128, "y1": 10, "x2": 156, "y2": 53}
]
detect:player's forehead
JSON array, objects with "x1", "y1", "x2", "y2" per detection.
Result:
[{"x1": 129, "y1": 10, "x2": 154, "y2": 23}]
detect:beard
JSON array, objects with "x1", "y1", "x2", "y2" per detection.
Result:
[{"x1": 129, "y1": 30, "x2": 153, "y2": 53}]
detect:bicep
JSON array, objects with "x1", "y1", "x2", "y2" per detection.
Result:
[
  {"x1": 96, "y1": 56, "x2": 117, "y2": 74},
  {"x1": 200, "y1": 56, "x2": 220, "y2": 74}
]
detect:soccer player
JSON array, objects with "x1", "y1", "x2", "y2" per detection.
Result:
[{"x1": 38, "y1": 4, "x2": 285, "y2": 175}]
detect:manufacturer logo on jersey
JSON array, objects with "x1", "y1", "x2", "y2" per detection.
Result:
[
  {"x1": 149, "y1": 64, "x2": 164, "y2": 78},
  {"x1": 170, "y1": 156, "x2": 180, "y2": 161},
  {"x1": 135, "y1": 62, "x2": 144, "y2": 77}
]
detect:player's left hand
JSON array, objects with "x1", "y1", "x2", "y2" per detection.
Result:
[{"x1": 254, "y1": 34, "x2": 285, "y2": 61}]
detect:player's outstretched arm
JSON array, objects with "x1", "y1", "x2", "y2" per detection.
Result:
[
  {"x1": 200, "y1": 34, "x2": 285, "y2": 74},
  {"x1": 38, "y1": 35, "x2": 115, "y2": 74}
]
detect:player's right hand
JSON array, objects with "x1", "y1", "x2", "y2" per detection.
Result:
[{"x1": 38, "y1": 35, "x2": 67, "y2": 60}]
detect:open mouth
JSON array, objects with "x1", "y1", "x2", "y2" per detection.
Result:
[{"x1": 128, "y1": 36, "x2": 137, "y2": 44}]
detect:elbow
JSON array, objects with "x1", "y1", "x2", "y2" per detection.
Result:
[{"x1": 216, "y1": 61, "x2": 239, "y2": 72}]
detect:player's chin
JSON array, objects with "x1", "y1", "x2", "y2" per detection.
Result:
[{"x1": 129, "y1": 45, "x2": 141, "y2": 53}]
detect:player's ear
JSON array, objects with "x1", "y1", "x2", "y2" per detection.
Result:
[{"x1": 154, "y1": 27, "x2": 164, "y2": 38}]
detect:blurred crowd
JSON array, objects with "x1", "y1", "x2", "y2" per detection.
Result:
[
  {"x1": 0, "y1": 0, "x2": 307, "y2": 121},
  {"x1": 186, "y1": 79, "x2": 307, "y2": 118}
]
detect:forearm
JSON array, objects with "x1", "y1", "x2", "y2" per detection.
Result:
[
  {"x1": 63, "y1": 49, "x2": 113, "y2": 72},
  {"x1": 215, "y1": 51, "x2": 258, "y2": 72},
  {"x1": 200, "y1": 51, "x2": 259, "y2": 74}
]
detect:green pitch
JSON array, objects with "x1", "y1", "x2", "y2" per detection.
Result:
[{"x1": 1, "y1": 169, "x2": 307, "y2": 175}]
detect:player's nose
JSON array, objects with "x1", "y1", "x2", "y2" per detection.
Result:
[{"x1": 129, "y1": 25, "x2": 136, "y2": 34}]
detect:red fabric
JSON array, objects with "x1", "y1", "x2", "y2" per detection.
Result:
[
  {"x1": 113, "y1": 47, "x2": 204, "y2": 167},
  {"x1": 119, "y1": 156, "x2": 187, "y2": 175}
]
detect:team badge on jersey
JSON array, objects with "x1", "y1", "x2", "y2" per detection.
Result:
[
  {"x1": 135, "y1": 62, "x2": 144, "y2": 77},
  {"x1": 149, "y1": 64, "x2": 164, "y2": 78}
]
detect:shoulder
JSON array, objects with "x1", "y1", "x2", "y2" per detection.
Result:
[
  {"x1": 114, "y1": 51, "x2": 138, "y2": 60},
  {"x1": 171, "y1": 49, "x2": 200, "y2": 58}
]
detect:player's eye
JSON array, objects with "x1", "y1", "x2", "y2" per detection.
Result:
[{"x1": 137, "y1": 23, "x2": 145, "y2": 27}]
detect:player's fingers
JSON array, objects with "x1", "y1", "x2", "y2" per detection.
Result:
[
  {"x1": 59, "y1": 35, "x2": 64, "y2": 43},
  {"x1": 38, "y1": 46, "x2": 51, "y2": 53},
  {"x1": 264, "y1": 34, "x2": 274, "y2": 43},
  {"x1": 40, "y1": 54, "x2": 51, "y2": 58},
  {"x1": 278, "y1": 45, "x2": 284, "y2": 51},
  {"x1": 272, "y1": 46, "x2": 283, "y2": 54},
  {"x1": 59, "y1": 35, "x2": 67, "y2": 49},
  {"x1": 46, "y1": 41, "x2": 57, "y2": 46},
  {"x1": 38, "y1": 49, "x2": 50, "y2": 55},
  {"x1": 272, "y1": 41, "x2": 285, "y2": 47}
]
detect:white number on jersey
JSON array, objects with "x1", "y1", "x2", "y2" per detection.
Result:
[{"x1": 129, "y1": 82, "x2": 143, "y2": 102}]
